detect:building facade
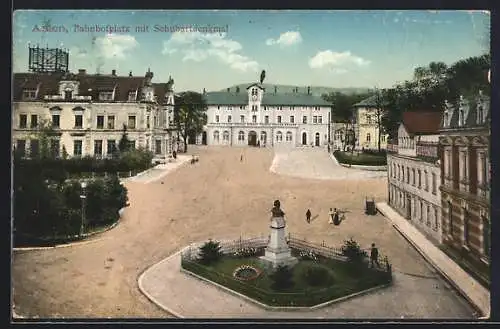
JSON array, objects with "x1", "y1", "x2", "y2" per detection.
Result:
[
  {"x1": 351, "y1": 95, "x2": 389, "y2": 150},
  {"x1": 387, "y1": 112, "x2": 443, "y2": 244},
  {"x1": 12, "y1": 69, "x2": 178, "y2": 159},
  {"x1": 202, "y1": 84, "x2": 331, "y2": 147},
  {"x1": 439, "y1": 93, "x2": 490, "y2": 265}
]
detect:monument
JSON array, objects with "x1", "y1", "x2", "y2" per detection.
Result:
[{"x1": 259, "y1": 200, "x2": 298, "y2": 269}]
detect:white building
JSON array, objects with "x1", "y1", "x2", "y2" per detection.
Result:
[
  {"x1": 387, "y1": 111, "x2": 443, "y2": 244},
  {"x1": 202, "y1": 84, "x2": 332, "y2": 147},
  {"x1": 12, "y1": 69, "x2": 178, "y2": 159}
]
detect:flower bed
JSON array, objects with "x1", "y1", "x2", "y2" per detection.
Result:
[{"x1": 233, "y1": 265, "x2": 262, "y2": 281}]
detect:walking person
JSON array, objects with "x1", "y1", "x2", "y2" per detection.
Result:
[
  {"x1": 333, "y1": 208, "x2": 340, "y2": 225},
  {"x1": 240, "y1": 153, "x2": 243, "y2": 162},
  {"x1": 328, "y1": 208, "x2": 334, "y2": 224},
  {"x1": 370, "y1": 243, "x2": 380, "y2": 268},
  {"x1": 306, "y1": 209, "x2": 311, "y2": 223}
]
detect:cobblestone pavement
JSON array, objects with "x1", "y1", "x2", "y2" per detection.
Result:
[
  {"x1": 270, "y1": 147, "x2": 387, "y2": 180},
  {"x1": 12, "y1": 146, "x2": 474, "y2": 319},
  {"x1": 139, "y1": 248, "x2": 475, "y2": 319}
]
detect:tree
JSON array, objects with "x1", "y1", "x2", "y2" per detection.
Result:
[
  {"x1": 372, "y1": 88, "x2": 386, "y2": 153},
  {"x1": 260, "y1": 70, "x2": 266, "y2": 84},
  {"x1": 28, "y1": 118, "x2": 58, "y2": 159},
  {"x1": 118, "y1": 124, "x2": 131, "y2": 153},
  {"x1": 198, "y1": 239, "x2": 223, "y2": 265},
  {"x1": 174, "y1": 91, "x2": 208, "y2": 153}
]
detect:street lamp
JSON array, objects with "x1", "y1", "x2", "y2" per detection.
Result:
[{"x1": 80, "y1": 181, "x2": 87, "y2": 236}]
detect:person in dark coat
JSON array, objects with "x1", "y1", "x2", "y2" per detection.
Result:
[
  {"x1": 333, "y1": 208, "x2": 340, "y2": 225},
  {"x1": 370, "y1": 243, "x2": 380, "y2": 268},
  {"x1": 306, "y1": 209, "x2": 311, "y2": 223}
]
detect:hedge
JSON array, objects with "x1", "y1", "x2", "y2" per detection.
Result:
[{"x1": 333, "y1": 151, "x2": 387, "y2": 166}]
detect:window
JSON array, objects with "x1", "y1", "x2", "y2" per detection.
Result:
[
  {"x1": 448, "y1": 201, "x2": 453, "y2": 235},
  {"x1": 240, "y1": 115, "x2": 245, "y2": 123},
  {"x1": 252, "y1": 115, "x2": 257, "y2": 123},
  {"x1": 406, "y1": 167, "x2": 410, "y2": 184},
  {"x1": 286, "y1": 131, "x2": 292, "y2": 142},
  {"x1": 215, "y1": 115, "x2": 220, "y2": 123},
  {"x1": 147, "y1": 115, "x2": 150, "y2": 129},
  {"x1": 108, "y1": 116, "x2": 115, "y2": 129},
  {"x1": 420, "y1": 201, "x2": 424, "y2": 222},
  {"x1": 99, "y1": 92, "x2": 113, "y2": 101},
  {"x1": 94, "y1": 140, "x2": 103, "y2": 156},
  {"x1": 238, "y1": 131, "x2": 244, "y2": 141},
  {"x1": 366, "y1": 133, "x2": 371, "y2": 142},
  {"x1": 16, "y1": 140, "x2": 26, "y2": 156},
  {"x1": 252, "y1": 105, "x2": 257, "y2": 112},
  {"x1": 19, "y1": 114, "x2": 27, "y2": 128},
  {"x1": 265, "y1": 116, "x2": 269, "y2": 124},
  {"x1": 432, "y1": 173, "x2": 437, "y2": 194},
  {"x1": 418, "y1": 170, "x2": 421, "y2": 188},
  {"x1": 51, "y1": 114, "x2": 60, "y2": 128},
  {"x1": 381, "y1": 135, "x2": 386, "y2": 142},
  {"x1": 96, "y1": 115, "x2": 104, "y2": 129},
  {"x1": 446, "y1": 150, "x2": 452, "y2": 178},
  {"x1": 366, "y1": 115, "x2": 372, "y2": 124},
  {"x1": 128, "y1": 116, "x2": 136, "y2": 129},
  {"x1": 65, "y1": 90, "x2": 72, "y2": 100},
  {"x1": 155, "y1": 140, "x2": 162, "y2": 155},
  {"x1": 30, "y1": 115, "x2": 38, "y2": 128},
  {"x1": 223, "y1": 131, "x2": 229, "y2": 141},
  {"x1": 260, "y1": 131, "x2": 267, "y2": 143},
  {"x1": 128, "y1": 140, "x2": 136, "y2": 149},
  {"x1": 318, "y1": 116, "x2": 323, "y2": 124},
  {"x1": 303, "y1": 116, "x2": 307, "y2": 124},
  {"x1": 313, "y1": 116, "x2": 318, "y2": 124},
  {"x1": 276, "y1": 131, "x2": 283, "y2": 142},
  {"x1": 459, "y1": 109, "x2": 464, "y2": 126},
  {"x1": 213, "y1": 131, "x2": 220, "y2": 142},
  {"x1": 277, "y1": 116, "x2": 282, "y2": 124},
  {"x1": 73, "y1": 140, "x2": 82, "y2": 156},
  {"x1": 463, "y1": 208, "x2": 469, "y2": 246},
  {"x1": 412, "y1": 169, "x2": 416, "y2": 185},
  {"x1": 22, "y1": 89, "x2": 37, "y2": 100},
  {"x1": 228, "y1": 115, "x2": 232, "y2": 123},
  {"x1": 128, "y1": 91, "x2": 136, "y2": 101},
  {"x1": 74, "y1": 115, "x2": 83, "y2": 128},
  {"x1": 50, "y1": 139, "x2": 60, "y2": 157},
  {"x1": 107, "y1": 140, "x2": 116, "y2": 155},
  {"x1": 290, "y1": 116, "x2": 295, "y2": 123},
  {"x1": 30, "y1": 139, "x2": 39, "y2": 157}
]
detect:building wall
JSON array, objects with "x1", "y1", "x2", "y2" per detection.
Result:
[
  {"x1": 387, "y1": 153, "x2": 442, "y2": 244},
  {"x1": 355, "y1": 107, "x2": 389, "y2": 150}
]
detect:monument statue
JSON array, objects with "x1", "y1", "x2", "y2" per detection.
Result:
[{"x1": 271, "y1": 199, "x2": 285, "y2": 218}]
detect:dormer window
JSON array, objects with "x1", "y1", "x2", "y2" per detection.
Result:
[
  {"x1": 99, "y1": 92, "x2": 114, "y2": 101},
  {"x1": 459, "y1": 109, "x2": 465, "y2": 126},
  {"x1": 65, "y1": 90, "x2": 73, "y2": 100},
  {"x1": 22, "y1": 89, "x2": 37, "y2": 100},
  {"x1": 128, "y1": 91, "x2": 137, "y2": 101}
]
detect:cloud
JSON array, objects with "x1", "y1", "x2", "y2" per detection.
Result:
[
  {"x1": 95, "y1": 34, "x2": 138, "y2": 59},
  {"x1": 162, "y1": 31, "x2": 258, "y2": 72},
  {"x1": 265, "y1": 31, "x2": 302, "y2": 47},
  {"x1": 69, "y1": 46, "x2": 88, "y2": 58},
  {"x1": 309, "y1": 50, "x2": 370, "y2": 70}
]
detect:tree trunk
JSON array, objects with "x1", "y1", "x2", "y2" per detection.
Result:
[{"x1": 183, "y1": 136, "x2": 188, "y2": 153}]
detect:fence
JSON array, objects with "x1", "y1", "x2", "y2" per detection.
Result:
[{"x1": 67, "y1": 171, "x2": 140, "y2": 179}]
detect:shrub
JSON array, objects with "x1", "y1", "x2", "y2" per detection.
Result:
[
  {"x1": 198, "y1": 240, "x2": 223, "y2": 265},
  {"x1": 269, "y1": 265, "x2": 294, "y2": 291},
  {"x1": 301, "y1": 265, "x2": 333, "y2": 287},
  {"x1": 341, "y1": 238, "x2": 368, "y2": 263},
  {"x1": 234, "y1": 247, "x2": 260, "y2": 258}
]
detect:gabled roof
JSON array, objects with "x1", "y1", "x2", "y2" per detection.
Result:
[
  {"x1": 442, "y1": 96, "x2": 490, "y2": 130},
  {"x1": 203, "y1": 91, "x2": 331, "y2": 106},
  {"x1": 401, "y1": 111, "x2": 442, "y2": 135}
]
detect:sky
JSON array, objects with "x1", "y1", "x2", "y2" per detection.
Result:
[{"x1": 13, "y1": 10, "x2": 490, "y2": 92}]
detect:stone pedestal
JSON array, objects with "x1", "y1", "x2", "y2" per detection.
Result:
[{"x1": 259, "y1": 216, "x2": 298, "y2": 269}]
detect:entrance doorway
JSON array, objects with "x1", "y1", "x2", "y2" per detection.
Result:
[
  {"x1": 248, "y1": 131, "x2": 257, "y2": 146},
  {"x1": 201, "y1": 131, "x2": 207, "y2": 145},
  {"x1": 315, "y1": 133, "x2": 320, "y2": 146},
  {"x1": 302, "y1": 132, "x2": 307, "y2": 145}
]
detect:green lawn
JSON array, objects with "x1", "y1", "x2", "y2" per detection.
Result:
[
  {"x1": 334, "y1": 151, "x2": 387, "y2": 166},
  {"x1": 182, "y1": 256, "x2": 392, "y2": 306}
]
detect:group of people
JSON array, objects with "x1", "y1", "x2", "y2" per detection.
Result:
[{"x1": 304, "y1": 208, "x2": 344, "y2": 225}]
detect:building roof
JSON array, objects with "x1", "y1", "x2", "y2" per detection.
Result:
[
  {"x1": 441, "y1": 95, "x2": 490, "y2": 131},
  {"x1": 401, "y1": 111, "x2": 442, "y2": 135},
  {"x1": 203, "y1": 91, "x2": 331, "y2": 106},
  {"x1": 352, "y1": 95, "x2": 377, "y2": 107},
  {"x1": 13, "y1": 71, "x2": 173, "y2": 104}
]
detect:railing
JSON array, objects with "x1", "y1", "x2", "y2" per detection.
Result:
[
  {"x1": 386, "y1": 143, "x2": 398, "y2": 153},
  {"x1": 416, "y1": 142, "x2": 438, "y2": 158}
]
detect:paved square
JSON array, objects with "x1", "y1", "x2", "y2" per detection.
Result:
[{"x1": 12, "y1": 146, "x2": 474, "y2": 318}]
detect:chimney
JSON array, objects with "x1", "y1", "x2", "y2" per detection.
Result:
[
  {"x1": 112, "y1": 69, "x2": 116, "y2": 76},
  {"x1": 78, "y1": 69, "x2": 86, "y2": 75},
  {"x1": 129, "y1": 71, "x2": 133, "y2": 77},
  {"x1": 307, "y1": 86, "x2": 311, "y2": 95}
]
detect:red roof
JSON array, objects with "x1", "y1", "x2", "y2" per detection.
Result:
[{"x1": 401, "y1": 111, "x2": 442, "y2": 135}]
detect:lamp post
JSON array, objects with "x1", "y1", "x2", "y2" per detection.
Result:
[{"x1": 80, "y1": 181, "x2": 87, "y2": 236}]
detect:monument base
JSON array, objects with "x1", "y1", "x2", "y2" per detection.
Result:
[{"x1": 259, "y1": 250, "x2": 298, "y2": 269}]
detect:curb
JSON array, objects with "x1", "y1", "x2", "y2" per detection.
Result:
[
  {"x1": 142, "y1": 157, "x2": 191, "y2": 184},
  {"x1": 13, "y1": 207, "x2": 126, "y2": 252},
  {"x1": 376, "y1": 203, "x2": 489, "y2": 319}
]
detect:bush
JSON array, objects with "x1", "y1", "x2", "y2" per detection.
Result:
[
  {"x1": 341, "y1": 238, "x2": 368, "y2": 264},
  {"x1": 333, "y1": 151, "x2": 387, "y2": 166},
  {"x1": 198, "y1": 240, "x2": 223, "y2": 265},
  {"x1": 269, "y1": 265, "x2": 294, "y2": 291},
  {"x1": 301, "y1": 265, "x2": 333, "y2": 287},
  {"x1": 362, "y1": 149, "x2": 387, "y2": 157}
]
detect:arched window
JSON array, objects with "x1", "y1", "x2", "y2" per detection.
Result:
[
  {"x1": 223, "y1": 131, "x2": 229, "y2": 141},
  {"x1": 238, "y1": 131, "x2": 245, "y2": 141},
  {"x1": 213, "y1": 130, "x2": 219, "y2": 142},
  {"x1": 286, "y1": 131, "x2": 293, "y2": 142},
  {"x1": 276, "y1": 131, "x2": 283, "y2": 142},
  {"x1": 366, "y1": 133, "x2": 371, "y2": 142}
]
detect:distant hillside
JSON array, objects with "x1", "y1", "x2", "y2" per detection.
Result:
[{"x1": 218, "y1": 83, "x2": 371, "y2": 97}]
